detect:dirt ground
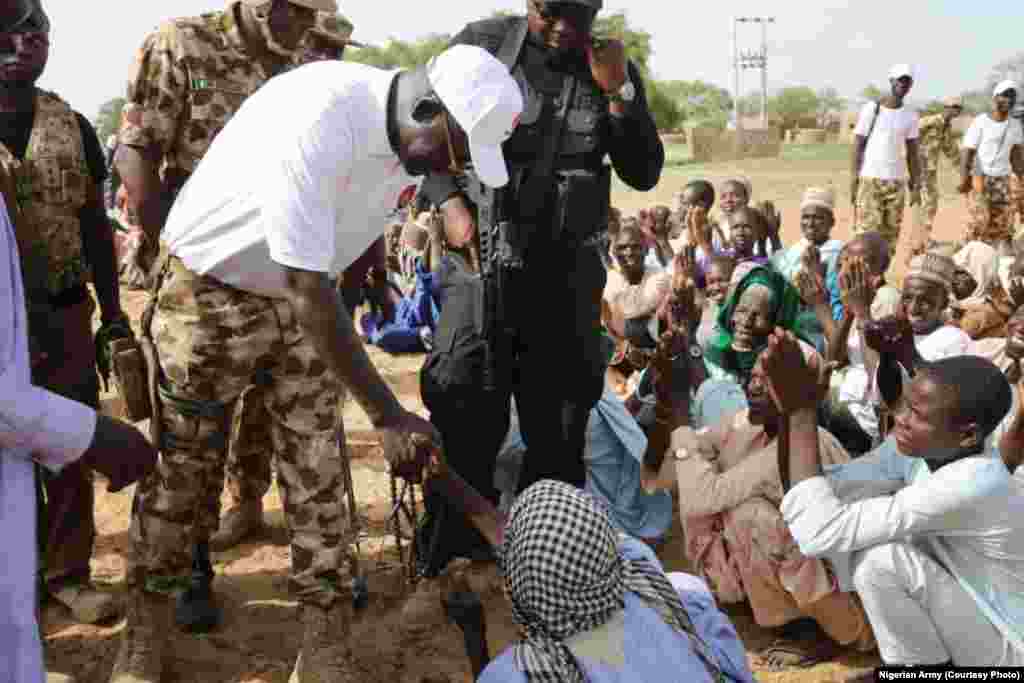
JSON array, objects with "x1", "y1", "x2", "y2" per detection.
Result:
[{"x1": 45, "y1": 147, "x2": 976, "y2": 682}]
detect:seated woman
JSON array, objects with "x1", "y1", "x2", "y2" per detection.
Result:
[
  {"x1": 703, "y1": 265, "x2": 813, "y2": 386},
  {"x1": 949, "y1": 241, "x2": 1014, "y2": 340},
  {"x1": 655, "y1": 360, "x2": 875, "y2": 669},
  {"x1": 479, "y1": 480, "x2": 755, "y2": 683}
]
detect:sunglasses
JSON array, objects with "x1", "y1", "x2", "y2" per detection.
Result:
[
  {"x1": 529, "y1": 1, "x2": 596, "y2": 27},
  {"x1": 0, "y1": 30, "x2": 48, "y2": 61},
  {"x1": 440, "y1": 111, "x2": 465, "y2": 175}
]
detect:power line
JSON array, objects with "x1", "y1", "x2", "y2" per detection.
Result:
[{"x1": 732, "y1": 16, "x2": 774, "y2": 127}]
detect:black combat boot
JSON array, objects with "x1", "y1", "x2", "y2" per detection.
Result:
[{"x1": 174, "y1": 540, "x2": 220, "y2": 632}]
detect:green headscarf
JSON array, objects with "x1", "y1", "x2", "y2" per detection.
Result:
[{"x1": 704, "y1": 266, "x2": 810, "y2": 379}]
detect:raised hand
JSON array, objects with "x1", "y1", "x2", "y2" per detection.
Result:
[
  {"x1": 1009, "y1": 277, "x2": 1024, "y2": 309},
  {"x1": 795, "y1": 269, "x2": 828, "y2": 307},
  {"x1": 687, "y1": 205, "x2": 711, "y2": 250},
  {"x1": 586, "y1": 38, "x2": 628, "y2": 95},
  {"x1": 839, "y1": 256, "x2": 875, "y2": 319},
  {"x1": 864, "y1": 315, "x2": 916, "y2": 361},
  {"x1": 757, "y1": 329, "x2": 818, "y2": 414},
  {"x1": 802, "y1": 244, "x2": 824, "y2": 278}
]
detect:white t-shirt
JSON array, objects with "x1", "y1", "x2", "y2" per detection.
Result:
[
  {"x1": 163, "y1": 61, "x2": 413, "y2": 298},
  {"x1": 963, "y1": 114, "x2": 1024, "y2": 177},
  {"x1": 855, "y1": 102, "x2": 920, "y2": 181}
]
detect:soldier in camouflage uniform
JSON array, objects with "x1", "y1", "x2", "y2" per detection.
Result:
[
  {"x1": 0, "y1": 0, "x2": 133, "y2": 625},
  {"x1": 851, "y1": 64, "x2": 922, "y2": 253},
  {"x1": 1010, "y1": 105, "x2": 1024, "y2": 232},
  {"x1": 109, "y1": 41, "x2": 512, "y2": 683},
  {"x1": 916, "y1": 96, "x2": 962, "y2": 242},
  {"x1": 115, "y1": 0, "x2": 355, "y2": 634},
  {"x1": 959, "y1": 81, "x2": 1024, "y2": 251}
]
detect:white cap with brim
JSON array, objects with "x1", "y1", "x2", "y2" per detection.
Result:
[
  {"x1": 888, "y1": 63, "x2": 915, "y2": 80},
  {"x1": 427, "y1": 45, "x2": 524, "y2": 188},
  {"x1": 994, "y1": 80, "x2": 1019, "y2": 97}
]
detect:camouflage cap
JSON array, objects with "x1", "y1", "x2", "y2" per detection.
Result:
[{"x1": 239, "y1": 0, "x2": 338, "y2": 12}]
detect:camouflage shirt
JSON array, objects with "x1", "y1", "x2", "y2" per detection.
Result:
[
  {"x1": 119, "y1": 2, "x2": 344, "y2": 190},
  {"x1": 918, "y1": 113, "x2": 960, "y2": 166}
]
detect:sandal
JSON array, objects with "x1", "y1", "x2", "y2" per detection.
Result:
[{"x1": 760, "y1": 637, "x2": 837, "y2": 670}]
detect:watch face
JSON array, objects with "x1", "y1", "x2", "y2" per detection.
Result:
[
  {"x1": 689, "y1": 344, "x2": 703, "y2": 359},
  {"x1": 621, "y1": 81, "x2": 636, "y2": 102}
]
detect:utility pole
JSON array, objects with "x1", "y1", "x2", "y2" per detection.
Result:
[
  {"x1": 736, "y1": 16, "x2": 774, "y2": 127},
  {"x1": 731, "y1": 16, "x2": 741, "y2": 135}
]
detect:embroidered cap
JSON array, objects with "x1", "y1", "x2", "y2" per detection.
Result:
[{"x1": 906, "y1": 252, "x2": 955, "y2": 292}]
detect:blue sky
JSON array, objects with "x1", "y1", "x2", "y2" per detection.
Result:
[{"x1": 39, "y1": 0, "x2": 1024, "y2": 121}]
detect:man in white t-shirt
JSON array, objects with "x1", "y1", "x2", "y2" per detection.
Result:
[
  {"x1": 851, "y1": 63, "x2": 922, "y2": 252},
  {"x1": 115, "y1": 45, "x2": 523, "y2": 683},
  {"x1": 959, "y1": 80, "x2": 1024, "y2": 250}
]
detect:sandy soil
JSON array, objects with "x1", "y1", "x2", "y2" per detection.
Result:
[{"x1": 43, "y1": 148, "x2": 977, "y2": 682}]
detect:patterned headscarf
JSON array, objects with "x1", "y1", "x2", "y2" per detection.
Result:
[
  {"x1": 705, "y1": 266, "x2": 809, "y2": 379},
  {"x1": 500, "y1": 480, "x2": 724, "y2": 683}
]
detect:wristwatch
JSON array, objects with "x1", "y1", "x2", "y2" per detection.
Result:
[{"x1": 607, "y1": 79, "x2": 635, "y2": 104}]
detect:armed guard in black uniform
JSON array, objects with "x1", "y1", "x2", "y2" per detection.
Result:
[{"x1": 414, "y1": 0, "x2": 664, "y2": 589}]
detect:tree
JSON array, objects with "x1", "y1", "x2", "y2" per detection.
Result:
[
  {"x1": 94, "y1": 97, "x2": 125, "y2": 145},
  {"x1": 860, "y1": 84, "x2": 883, "y2": 101},
  {"x1": 346, "y1": 34, "x2": 450, "y2": 69},
  {"x1": 658, "y1": 80, "x2": 733, "y2": 130},
  {"x1": 770, "y1": 86, "x2": 819, "y2": 132},
  {"x1": 593, "y1": 12, "x2": 652, "y2": 79},
  {"x1": 738, "y1": 90, "x2": 763, "y2": 118},
  {"x1": 647, "y1": 80, "x2": 683, "y2": 131}
]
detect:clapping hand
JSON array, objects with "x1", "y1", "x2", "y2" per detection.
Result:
[
  {"x1": 1009, "y1": 276, "x2": 1024, "y2": 309},
  {"x1": 757, "y1": 329, "x2": 835, "y2": 414},
  {"x1": 864, "y1": 315, "x2": 916, "y2": 363},
  {"x1": 839, "y1": 256, "x2": 875, "y2": 319},
  {"x1": 795, "y1": 269, "x2": 828, "y2": 307}
]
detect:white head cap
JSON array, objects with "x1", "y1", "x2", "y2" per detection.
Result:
[
  {"x1": 994, "y1": 80, "x2": 1019, "y2": 97},
  {"x1": 427, "y1": 45, "x2": 524, "y2": 188},
  {"x1": 888, "y1": 63, "x2": 915, "y2": 80}
]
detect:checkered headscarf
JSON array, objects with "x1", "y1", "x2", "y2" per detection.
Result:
[{"x1": 500, "y1": 480, "x2": 724, "y2": 683}]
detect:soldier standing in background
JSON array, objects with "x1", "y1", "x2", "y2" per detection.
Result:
[
  {"x1": 0, "y1": 0, "x2": 132, "y2": 626},
  {"x1": 115, "y1": 0, "x2": 342, "y2": 634},
  {"x1": 912, "y1": 96, "x2": 962, "y2": 256}
]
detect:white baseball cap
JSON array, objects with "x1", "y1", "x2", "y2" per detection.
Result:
[
  {"x1": 427, "y1": 45, "x2": 524, "y2": 188},
  {"x1": 994, "y1": 79, "x2": 1019, "y2": 97},
  {"x1": 888, "y1": 63, "x2": 915, "y2": 80}
]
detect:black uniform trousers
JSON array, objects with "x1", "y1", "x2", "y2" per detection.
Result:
[{"x1": 419, "y1": 239, "x2": 607, "y2": 572}]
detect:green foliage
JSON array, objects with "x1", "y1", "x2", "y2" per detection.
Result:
[
  {"x1": 816, "y1": 87, "x2": 845, "y2": 115},
  {"x1": 738, "y1": 90, "x2": 763, "y2": 117},
  {"x1": 593, "y1": 12, "x2": 651, "y2": 78},
  {"x1": 861, "y1": 84, "x2": 884, "y2": 101},
  {"x1": 647, "y1": 80, "x2": 683, "y2": 131},
  {"x1": 658, "y1": 80, "x2": 733, "y2": 130},
  {"x1": 94, "y1": 97, "x2": 126, "y2": 144},
  {"x1": 769, "y1": 86, "x2": 819, "y2": 131},
  {"x1": 346, "y1": 33, "x2": 450, "y2": 69}
]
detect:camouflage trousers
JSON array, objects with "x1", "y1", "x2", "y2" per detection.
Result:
[
  {"x1": 130, "y1": 257, "x2": 351, "y2": 607},
  {"x1": 921, "y1": 164, "x2": 940, "y2": 226},
  {"x1": 855, "y1": 177, "x2": 905, "y2": 251},
  {"x1": 1011, "y1": 175, "x2": 1024, "y2": 230},
  {"x1": 966, "y1": 175, "x2": 1012, "y2": 247}
]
